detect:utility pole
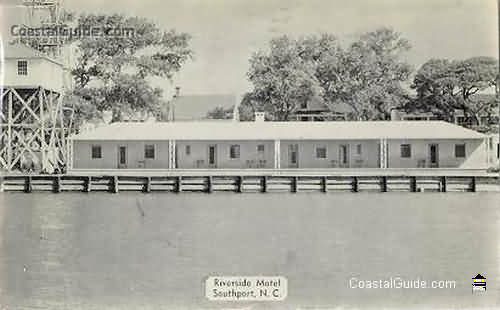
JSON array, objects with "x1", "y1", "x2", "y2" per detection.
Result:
[{"x1": 169, "y1": 86, "x2": 180, "y2": 122}]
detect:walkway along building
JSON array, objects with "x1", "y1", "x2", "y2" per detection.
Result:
[{"x1": 68, "y1": 119, "x2": 493, "y2": 171}]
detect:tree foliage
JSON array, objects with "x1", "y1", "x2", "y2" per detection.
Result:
[
  {"x1": 70, "y1": 13, "x2": 192, "y2": 123},
  {"x1": 246, "y1": 35, "x2": 326, "y2": 121},
  {"x1": 244, "y1": 28, "x2": 412, "y2": 121},
  {"x1": 410, "y1": 56, "x2": 498, "y2": 125}
]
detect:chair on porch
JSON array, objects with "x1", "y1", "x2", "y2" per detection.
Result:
[
  {"x1": 417, "y1": 159, "x2": 426, "y2": 168},
  {"x1": 354, "y1": 159, "x2": 364, "y2": 168}
]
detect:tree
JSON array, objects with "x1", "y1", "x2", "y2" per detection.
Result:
[
  {"x1": 411, "y1": 56, "x2": 498, "y2": 126},
  {"x1": 63, "y1": 91, "x2": 101, "y2": 132},
  {"x1": 319, "y1": 28, "x2": 412, "y2": 120},
  {"x1": 238, "y1": 92, "x2": 259, "y2": 121},
  {"x1": 246, "y1": 35, "x2": 326, "y2": 121},
  {"x1": 244, "y1": 28, "x2": 412, "y2": 121},
  {"x1": 70, "y1": 13, "x2": 192, "y2": 122}
]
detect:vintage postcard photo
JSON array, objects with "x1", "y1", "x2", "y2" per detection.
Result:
[{"x1": 0, "y1": 0, "x2": 499, "y2": 309}]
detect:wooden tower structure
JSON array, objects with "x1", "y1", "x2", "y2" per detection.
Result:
[{"x1": 0, "y1": 0, "x2": 71, "y2": 173}]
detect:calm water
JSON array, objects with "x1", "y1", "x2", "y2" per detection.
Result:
[{"x1": 0, "y1": 192, "x2": 498, "y2": 309}]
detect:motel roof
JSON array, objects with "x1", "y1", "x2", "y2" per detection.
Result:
[{"x1": 71, "y1": 121, "x2": 486, "y2": 141}]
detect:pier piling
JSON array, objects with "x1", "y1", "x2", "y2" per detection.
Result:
[
  {"x1": 54, "y1": 176, "x2": 61, "y2": 193},
  {"x1": 381, "y1": 176, "x2": 388, "y2": 192},
  {"x1": 321, "y1": 176, "x2": 328, "y2": 193},
  {"x1": 352, "y1": 177, "x2": 359, "y2": 193},
  {"x1": 441, "y1": 176, "x2": 447, "y2": 192},
  {"x1": 261, "y1": 176, "x2": 268, "y2": 193},
  {"x1": 25, "y1": 176, "x2": 32, "y2": 193},
  {"x1": 410, "y1": 176, "x2": 417, "y2": 192}
]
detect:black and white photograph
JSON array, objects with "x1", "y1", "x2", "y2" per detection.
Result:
[{"x1": 0, "y1": 0, "x2": 499, "y2": 309}]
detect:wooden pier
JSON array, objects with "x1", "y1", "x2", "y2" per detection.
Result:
[{"x1": 0, "y1": 174, "x2": 498, "y2": 193}]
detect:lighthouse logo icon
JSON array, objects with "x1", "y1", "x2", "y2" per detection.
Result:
[{"x1": 472, "y1": 274, "x2": 486, "y2": 293}]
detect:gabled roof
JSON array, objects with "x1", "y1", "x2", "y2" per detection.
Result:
[
  {"x1": 71, "y1": 121, "x2": 485, "y2": 141},
  {"x1": 172, "y1": 94, "x2": 236, "y2": 120},
  {"x1": 4, "y1": 44, "x2": 62, "y2": 65}
]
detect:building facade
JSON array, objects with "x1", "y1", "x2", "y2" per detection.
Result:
[{"x1": 69, "y1": 120, "x2": 491, "y2": 171}]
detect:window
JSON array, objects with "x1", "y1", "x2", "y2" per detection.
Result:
[
  {"x1": 356, "y1": 144, "x2": 362, "y2": 155},
  {"x1": 400, "y1": 144, "x2": 411, "y2": 158},
  {"x1": 91, "y1": 145, "x2": 102, "y2": 159},
  {"x1": 17, "y1": 60, "x2": 28, "y2": 75},
  {"x1": 185, "y1": 145, "x2": 191, "y2": 155},
  {"x1": 316, "y1": 146, "x2": 327, "y2": 159},
  {"x1": 257, "y1": 144, "x2": 265, "y2": 153},
  {"x1": 144, "y1": 144, "x2": 155, "y2": 159},
  {"x1": 455, "y1": 144, "x2": 466, "y2": 158},
  {"x1": 230, "y1": 145, "x2": 240, "y2": 159}
]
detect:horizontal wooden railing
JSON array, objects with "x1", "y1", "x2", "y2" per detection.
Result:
[{"x1": 0, "y1": 174, "x2": 498, "y2": 193}]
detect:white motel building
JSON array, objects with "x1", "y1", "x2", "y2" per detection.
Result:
[{"x1": 68, "y1": 116, "x2": 497, "y2": 171}]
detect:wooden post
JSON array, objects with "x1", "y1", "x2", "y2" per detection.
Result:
[
  {"x1": 236, "y1": 176, "x2": 243, "y2": 193},
  {"x1": 379, "y1": 139, "x2": 384, "y2": 168},
  {"x1": 321, "y1": 176, "x2": 328, "y2": 193},
  {"x1": 144, "y1": 177, "x2": 152, "y2": 193},
  {"x1": 410, "y1": 176, "x2": 417, "y2": 192},
  {"x1": 352, "y1": 177, "x2": 359, "y2": 193},
  {"x1": 471, "y1": 176, "x2": 477, "y2": 193},
  {"x1": 207, "y1": 176, "x2": 213, "y2": 193},
  {"x1": 384, "y1": 139, "x2": 389, "y2": 168},
  {"x1": 172, "y1": 140, "x2": 176, "y2": 169},
  {"x1": 261, "y1": 176, "x2": 267, "y2": 193},
  {"x1": 175, "y1": 176, "x2": 182, "y2": 193},
  {"x1": 169, "y1": 140, "x2": 176, "y2": 169},
  {"x1": 83, "y1": 176, "x2": 91, "y2": 192},
  {"x1": 54, "y1": 175, "x2": 61, "y2": 193},
  {"x1": 379, "y1": 138, "x2": 388, "y2": 168},
  {"x1": 291, "y1": 176, "x2": 298, "y2": 193},
  {"x1": 381, "y1": 176, "x2": 388, "y2": 192},
  {"x1": 441, "y1": 176, "x2": 447, "y2": 192},
  {"x1": 39, "y1": 88, "x2": 46, "y2": 171},
  {"x1": 167, "y1": 140, "x2": 177, "y2": 169},
  {"x1": 0, "y1": 176, "x2": 3, "y2": 193},
  {"x1": 66, "y1": 138, "x2": 73, "y2": 171},
  {"x1": 7, "y1": 91, "x2": 12, "y2": 171},
  {"x1": 25, "y1": 176, "x2": 32, "y2": 193},
  {"x1": 111, "y1": 176, "x2": 119, "y2": 193},
  {"x1": 274, "y1": 140, "x2": 281, "y2": 169}
]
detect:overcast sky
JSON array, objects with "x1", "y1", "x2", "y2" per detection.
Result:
[{"x1": 0, "y1": 0, "x2": 498, "y2": 98}]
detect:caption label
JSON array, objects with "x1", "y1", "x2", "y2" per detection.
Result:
[{"x1": 205, "y1": 276, "x2": 287, "y2": 301}]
